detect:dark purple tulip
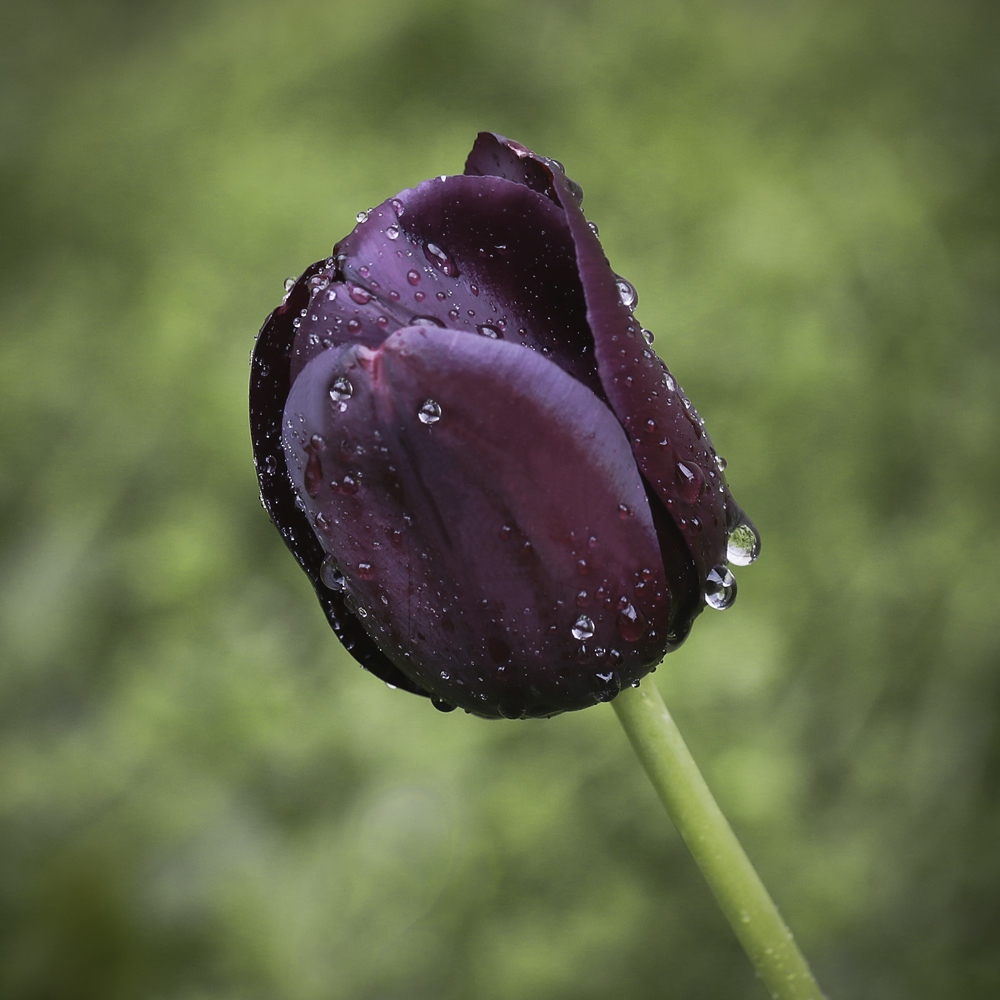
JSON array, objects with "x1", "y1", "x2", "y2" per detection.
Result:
[{"x1": 250, "y1": 133, "x2": 759, "y2": 719}]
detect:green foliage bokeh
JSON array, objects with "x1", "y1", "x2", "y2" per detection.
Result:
[{"x1": 2, "y1": 1, "x2": 998, "y2": 997}]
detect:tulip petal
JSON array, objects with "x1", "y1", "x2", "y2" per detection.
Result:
[
  {"x1": 281, "y1": 325, "x2": 675, "y2": 718},
  {"x1": 284, "y1": 173, "x2": 605, "y2": 400},
  {"x1": 464, "y1": 132, "x2": 757, "y2": 594},
  {"x1": 250, "y1": 270, "x2": 430, "y2": 697}
]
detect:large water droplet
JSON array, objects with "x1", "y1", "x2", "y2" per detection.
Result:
[
  {"x1": 320, "y1": 556, "x2": 345, "y2": 591},
  {"x1": 349, "y1": 285, "x2": 372, "y2": 304},
  {"x1": 304, "y1": 434, "x2": 326, "y2": 498},
  {"x1": 329, "y1": 376, "x2": 353, "y2": 403},
  {"x1": 705, "y1": 565, "x2": 737, "y2": 610},
  {"x1": 616, "y1": 277, "x2": 638, "y2": 310},
  {"x1": 356, "y1": 209, "x2": 370, "y2": 223},
  {"x1": 572, "y1": 615, "x2": 596, "y2": 641},
  {"x1": 423, "y1": 242, "x2": 459, "y2": 277},
  {"x1": 616, "y1": 602, "x2": 647, "y2": 643},
  {"x1": 675, "y1": 461, "x2": 705, "y2": 504},
  {"x1": 418, "y1": 399, "x2": 442, "y2": 425},
  {"x1": 406, "y1": 269, "x2": 421, "y2": 286},
  {"x1": 283, "y1": 277, "x2": 296, "y2": 292},
  {"x1": 727, "y1": 522, "x2": 761, "y2": 566},
  {"x1": 385, "y1": 225, "x2": 400, "y2": 240},
  {"x1": 477, "y1": 324, "x2": 501, "y2": 339}
]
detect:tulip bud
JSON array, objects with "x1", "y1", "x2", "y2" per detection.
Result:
[{"x1": 250, "y1": 133, "x2": 758, "y2": 718}]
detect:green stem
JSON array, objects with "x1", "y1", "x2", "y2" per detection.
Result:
[{"x1": 612, "y1": 679, "x2": 826, "y2": 1000}]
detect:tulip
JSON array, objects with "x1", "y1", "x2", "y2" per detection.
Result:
[{"x1": 250, "y1": 132, "x2": 758, "y2": 719}]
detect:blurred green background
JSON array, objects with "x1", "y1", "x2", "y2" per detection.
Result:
[{"x1": 2, "y1": 0, "x2": 998, "y2": 997}]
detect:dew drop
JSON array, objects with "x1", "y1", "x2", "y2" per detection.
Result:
[
  {"x1": 616, "y1": 602, "x2": 647, "y2": 643},
  {"x1": 329, "y1": 376, "x2": 354, "y2": 403},
  {"x1": 617, "y1": 503, "x2": 632, "y2": 519},
  {"x1": 349, "y1": 285, "x2": 372, "y2": 305},
  {"x1": 641, "y1": 328, "x2": 655, "y2": 345},
  {"x1": 283, "y1": 276, "x2": 296, "y2": 292},
  {"x1": 357, "y1": 561, "x2": 375, "y2": 580},
  {"x1": 477, "y1": 324, "x2": 501, "y2": 339},
  {"x1": 705, "y1": 565, "x2": 737, "y2": 610},
  {"x1": 675, "y1": 461, "x2": 705, "y2": 504},
  {"x1": 263, "y1": 455, "x2": 278, "y2": 475},
  {"x1": 716, "y1": 454, "x2": 728, "y2": 472},
  {"x1": 571, "y1": 615, "x2": 596, "y2": 641},
  {"x1": 406, "y1": 269, "x2": 421, "y2": 286},
  {"x1": 385, "y1": 225, "x2": 400, "y2": 240},
  {"x1": 418, "y1": 399, "x2": 442, "y2": 425},
  {"x1": 340, "y1": 474, "x2": 359, "y2": 495},
  {"x1": 356, "y1": 209, "x2": 369, "y2": 223},
  {"x1": 424, "y1": 242, "x2": 459, "y2": 277},
  {"x1": 390, "y1": 198, "x2": 405, "y2": 217},
  {"x1": 320, "y1": 556, "x2": 346, "y2": 591},
  {"x1": 727, "y1": 521, "x2": 761, "y2": 567},
  {"x1": 616, "y1": 277, "x2": 638, "y2": 309}
]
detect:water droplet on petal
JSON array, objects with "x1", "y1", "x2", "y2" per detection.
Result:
[
  {"x1": 329, "y1": 376, "x2": 353, "y2": 403},
  {"x1": 284, "y1": 277, "x2": 296, "y2": 292},
  {"x1": 616, "y1": 277, "x2": 638, "y2": 309},
  {"x1": 727, "y1": 521, "x2": 761, "y2": 566},
  {"x1": 385, "y1": 225, "x2": 400, "y2": 240},
  {"x1": 356, "y1": 209, "x2": 369, "y2": 223},
  {"x1": 357, "y1": 561, "x2": 375, "y2": 580},
  {"x1": 641, "y1": 328, "x2": 655, "y2": 345},
  {"x1": 616, "y1": 602, "x2": 647, "y2": 642},
  {"x1": 263, "y1": 455, "x2": 278, "y2": 475},
  {"x1": 675, "y1": 461, "x2": 705, "y2": 504},
  {"x1": 477, "y1": 324, "x2": 501, "y2": 339},
  {"x1": 424, "y1": 242, "x2": 459, "y2": 277},
  {"x1": 418, "y1": 399, "x2": 442, "y2": 425},
  {"x1": 705, "y1": 565, "x2": 737, "y2": 610},
  {"x1": 572, "y1": 615, "x2": 595, "y2": 641},
  {"x1": 349, "y1": 285, "x2": 372, "y2": 305},
  {"x1": 320, "y1": 556, "x2": 346, "y2": 591},
  {"x1": 406, "y1": 269, "x2": 421, "y2": 286}
]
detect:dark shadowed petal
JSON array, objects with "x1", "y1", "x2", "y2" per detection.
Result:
[
  {"x1": 281, "y1": 325, "x2": 673, "y2": 718},
  {"x1": 464, "y1": 132, "x2": 757, "y2": 594},
  {"x1": 250, "y1": 267, "x2": 429, "y2": 697}
]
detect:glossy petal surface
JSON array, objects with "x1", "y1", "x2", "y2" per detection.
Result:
[
  {"x1": 281, "y1": 326, "x2": 671, "y2": 717},
  {"x1": 465, "y1": 132, "x2": 757, "y2": 589}
]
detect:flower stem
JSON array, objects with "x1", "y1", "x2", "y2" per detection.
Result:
[{"x1": 612, "y1": 679, "x2": 826, "y2": 1000}]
